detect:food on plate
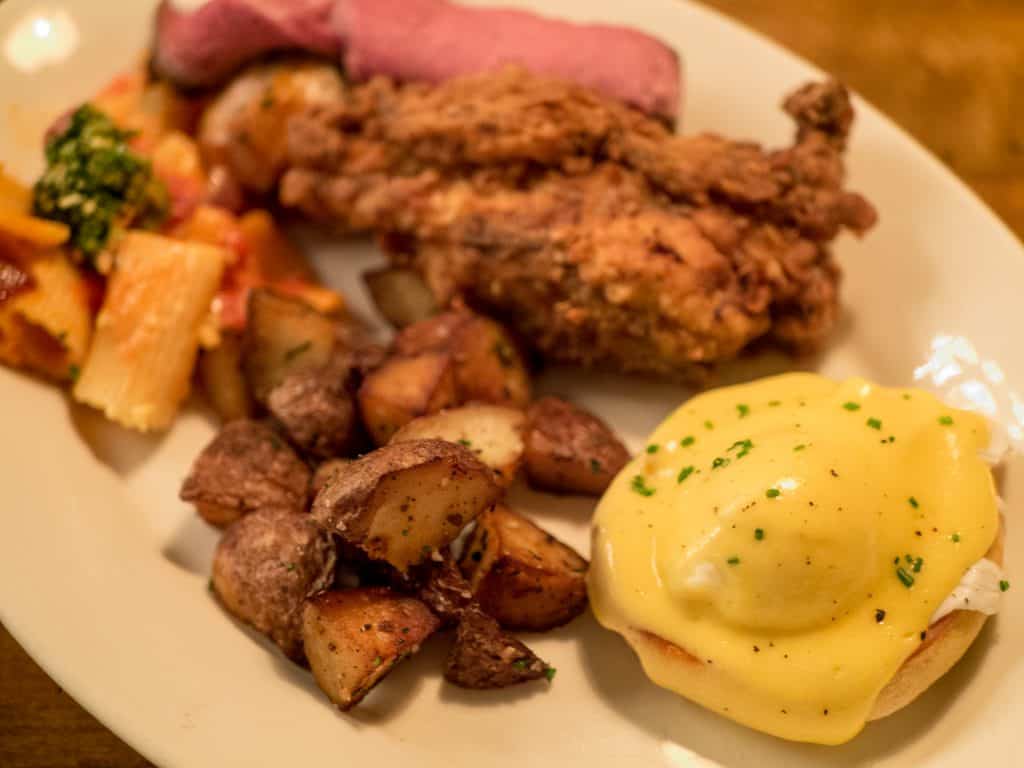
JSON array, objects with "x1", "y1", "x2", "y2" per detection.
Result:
[
  {"x1": 459, "y1": 505, "x2": 588, "y2": 631},
  {"x1": 302, "y1": 587, "x2": 440, "y2": 710},
  {"x1": 310, "y1": 457, "x2": 352, "y2": 496},
  {"x1": 180, "y1": 420, "x2": 311, "y2": 527},
  {"x1": 363, "y1": 266, "x2": 438, "y2": 329},
  {"x1": 212, "y1": 507, "x2": 337, "y2": 661},
  {"x1": 277, "y1": 69, "x2": 875, "y2": 380},
  {"x1": 357, "y1": 351, "x2": 459, "y2": 445},
  {"x1": 198, "y1": 332, "x2": 253, "y2": 422},
  {"x1": 72, "y1": 231, "x2": 226, "y2": 431},
  {"x1": 33, "y1": 106, "x2": 168, "y2": 265},
  {"x1": 522, "y1": 396, "x2": 630, "y2": 496},
  {"x1": 241, "y1": 288, "x2": 341, "y2": 403},
  {"x1": 266, "y1": 358, "x2": 360, "y2": 460},
  {"x1": 390, "y1": 404, "x2": 525, "y2": 486},
  {"x1": 152, "y1": 0, "x2": 681, "y2": 120},
  {"x1": 589, "y1": 372, "x2": 1008, "y2": 744},
  {"x1": 445, "y1": 606, "x2": 552, "y2": 689},
  {"x1": 310, "y1": 438, "x2": 503, "y2": 572}
]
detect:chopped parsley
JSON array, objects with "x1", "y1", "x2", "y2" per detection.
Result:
[
  {"x1": 736, "y1": 403, "x2": 750, "y2": 418},
  {"x1": 677, "y1": 465, "x2": 696, "y2": 484},
  {"x1": 589, "y1": 458, "x2": 603, "y2": 474},
  {"x1": 765, "y1": 488, "x2": 781, "y2": 499},
  {"x1": 457, "y1": 438, "x2": 473, "y2": 447},
  {"x1": 908, "y1": 496, "x2": 919, "y2": 509},
  {"x1": 711, "y1": 456, "x2": 730, "y2": 470},
  {"x1": 866, "y1": 417, "x2": 882, "y2": 430},
  {"x1": 726, "y1": 556, "x2": 741, "y2": 566},
  {"x1": 938, "y1": 415, "x2": 954, "y2": 426},
  {"x1": 754, "y1": 528, "x2": 765, "y2": 541},
  {"x1": 646, "y1": 444, "x2": 659, "y2": 454},
  {"x1": 1000, "y1": 580, "x2": 1011, "y2": 592},
  {"x1": 284, "y1": 340, "x2": 312, "y2": 362},
  {"x1": 793, "y1": 443, "x2": 807, "y2": 452},
  {"x1": 951, "y1": 532, "x2": 961, "y2": 543},
  {"x1": 896, "y1": 566, "x2": 915, "y2": 588},
  {"x1": 729, "y1": 439, "x2": 754, "y2": 458},
  {"x1": 842, "y1": 401, "x2": 861, "y2": 411},
  {"x1": 631, "y1": 475, "x2": 655, "y2": 496},
  {"x1": 680, "y1": 435, "x2": 695, "y2": 447},
  {"x1": 704, "y1": 420, "x2": 715, "y2": 430},
  {"x1": 911, "y1": 557, "x2": 924, "y2": 573},
  {"x1": 544, "y1": 667, "x2": 557, "y2": 682}
]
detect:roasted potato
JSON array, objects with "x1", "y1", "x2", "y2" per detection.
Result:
[
  {"x1": 199, "y1": 332, "x2": 253, "y2": 422},
  {"x1": 444, "y1": 607, "x2": 551, "y2": 689},
  {"x1": 302, "y1": 588, "x2": 440, "y2": 710},
  {"x1": 180, "y1": 420, "x2": 310, "y2": 527},
  {"x1": 212, "y1": 508, "x2": 336, "y2": 661},
  {"x1": 394, "y1": 311, "x2": 531, "y2": 408},
  {"x1": 267, "y1": 358, "x2": 359, "y2": 460},
  {"x1": 364, "y1": 267, "x2": 438, "y2": 329},
  {"x1": 310, "y1": 439, "x2": 502, "y2": 572},
  {"x1": 310, "y1": 458, "x2": 352, "y2": 497},
  {"x1": 416, "y1": 559, "x2": 477, "y2": 626},
  {"x1": 357, "y1": 352, "x2": 459, "y2": 445},
  {"x1": 389, "y1": 404, "x2": 525, "y2": 486},
  {"x1": 242, "y1": 289, "x2": 338, "y2": 402},
  {"x1": 460, "y1": 506, "x2": 588, "y2": 631},
  {"x1": 522, "y1": 396, "x2": 630, "y2": 496}
]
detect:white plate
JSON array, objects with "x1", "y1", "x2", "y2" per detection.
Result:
[{"x1": 1, "y1": 1, "x2": 1021, "y2": 766}]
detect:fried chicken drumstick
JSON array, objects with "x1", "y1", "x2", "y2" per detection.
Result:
[{"x1": 204, "y1": 65, "x2": 876, "y2": 380}]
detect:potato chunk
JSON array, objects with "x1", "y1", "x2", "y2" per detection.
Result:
[
  {"x1": 199, "y1": 332, "x2": 253, "y2": 422},
  {"x1": 389, "y1": 404, "x2": 524, "y2": 486},
  {"x1": 364, "y1": 267, "x2": 438, "y2": 329},
  {"x1": 180, "y1": 420, "x2": 310, "y2": 527},
  {"x1": 310, "y1": 439, "x2": 502, "y2": 572},
  {"x1": 460, "y1": 506, "x2": 588, "y2": 631},
  {"x1": 310, "y1": 458, "x2": 352, "y2": 497},
  {"x1": 445, "y1": 607, "x2": 551, "y2": 689},
  {"x1": 302, "y1": 588, "x2": 440, "y2": 710},
  {"x1": 212, "y1": 508, "x2": 336, "y2": 661},
  {"x1": 357, "y1": 352, "x2": 458, "y2": 445},
  {"x1": 267, "y1": 359, "x2": 359, "y2": 460},
  {"x1": 522, "y1": 396, "x2": 629, "y2": 496}
]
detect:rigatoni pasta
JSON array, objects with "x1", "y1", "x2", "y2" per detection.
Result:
[{"x1": 73, "y1": 231, "x2": 226, "y2": 431}]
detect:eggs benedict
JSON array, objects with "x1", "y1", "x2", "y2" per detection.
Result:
[{"x1": 588, "y1": 372, "x2": 1008, "y2": 745}]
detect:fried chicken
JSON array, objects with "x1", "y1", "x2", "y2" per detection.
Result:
[{"x1": 211, "y1": 66, "x2": 876, "y2": 380}]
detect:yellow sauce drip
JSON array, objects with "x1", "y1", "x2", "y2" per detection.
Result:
[{"x1": 589, "y1": 373, "x2": 998, "y2": 744}]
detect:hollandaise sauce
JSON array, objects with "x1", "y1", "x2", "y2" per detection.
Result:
[{"x1": 589, "y1": 373, "x2": 999, "y2": 744}]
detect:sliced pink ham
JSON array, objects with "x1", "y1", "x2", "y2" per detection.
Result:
[
  {"x1": 152, "y1": 0, "x2": 340, "y2": 88},
  {"x1": 151, "y1": 0, "x2": 682, "y2": 120},
  {"x1": 335, "y1": 0, "x2": 681, "y2": 120}
]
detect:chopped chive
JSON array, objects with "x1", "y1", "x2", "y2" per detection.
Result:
[
  {"x1": 866, "y1": 418, "x2": 882, "y2": 430},
  {"x1": 726, "y1": 556, "x2": 741, "y2": 566},
  {"x1": 896, "y1": 567, "x2": 915, "y2": 588},
  {"x1": 589, "y1": 458, "x2": 603, "y2": 474},
  {"x1": 765, "y1": 488, "x2": 781, "y2": 499},
  {"x1": 711, "y1": 456, "x2": 730, "y2": 470},
  {"x1": 754, "y1": 528, "x2": 765, "y2": 541},
  {"x1": 677, "y1": 465, "x2": 696, "y2": 484},
  {"x1": 951, "y1": 532, "x2": 961, "y2": 543},
  {"x1": 457, "y1": 438, "x2": 473, "y2": 447},
  {"x1": 912, "y1": 557, "x2": 924, "y2": 573},
  {"x1": 704, "y1": 420, "x2": 714, "y2": 430},
  {"x1": 544, "y1": 667, "x2": 557, "y2": 682},
  {"x1": 793, "y1": 443, "x2": 807, "y2": 452},
  {"x1": 842, "y1": 401, "x2": 861, "y2": 411},
  {"x1": 680, "y1": 435, "x2": 695, "y2": 447},
  {"x1": 1000, "y1": 580, "x2": 1010, "y2": 592},
  {"x1": 908, "y1": 496, "x2": 919, "y2": 509},
  {"x1": 646, "y1": 444, "x2": 659, "y2": 454},
  {"x1": 737, "y1": 404, "x2": 750, "y2": 418},
  {"x1": 631, "y1": 475, "x2": 655, "y2": 496},
  {"x1": 938, "y1": 415, "x2": 954, "y2": 426}
]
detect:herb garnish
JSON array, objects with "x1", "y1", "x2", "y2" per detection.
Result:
[
  {"x1": 631, "y1": 475, "x2": 655, "y2": 496},
  {"x1": 842, "y1": 401, "x2": 861, "y2": 411},
  {"x1": 765, "y1": 488, "x2": 781, "y2": 499},
  {"x1": 544, "y1": 667, "x2": 557, "y2": 682},
  {"x1": 68, "y1": 363, "x2": 81, "y2": 383},
  {"x1": 768, "y1": 400, "x2": 781, "y2": 407},
  {"x1": 896, "y1": 566, "x2": 915, "y2": 588},
  {"x1": 866, "y1": 418, "x2": 882, "y2": 430},
  {"x1": 646, "y1": 444, "x2": 659, "y2": 454},
  {"x1": 726, "y1": 556, "x2": 741, "y2": 566},
  {"x1": 512, "y1": 659, "x2": 529, "y2": 670},
  {"x1": 793, "y1": 444, "x2": 807, "y2": 452},
  {"x1": 729, "y1": 439, "x2": 754, "y2": 458},
  {"x1": 457, "y1": 438, "x2": 473, "y2": 447},
  {"x1": 589, "y1": 458, "x2": 603, "y2": 474},
  {"x1": 951, "y1": 533, "x2": 961, "y2": 543},
  {"x1": 1000, "y1": 580, "x2": 1011, "y2": 592},
  {"x1": 677, "y1": 465, "x2": 695, "y2": 484},
  {"x1": 938, "y1": 415, "x2": 954, "y2": 426},
  {"x1": 704, "y1": 420, "x2": 714, "y2": 430},
  {"x1": 754, "y1": 528, "x2": 765, "y2": 541},
  {"x1": 711, "y1": 457, "x2": 730, "y2": 470},
  {"x1": 908, "y1": 496, "x2": 919, "y2": 509},
  {"x1": 680, "y1": 435, "x2": 695, "y2": 447},
  {"x1": 284, "y1": 340, "x2": 312, "y2": 361},
  {"x1": 737, "y1": 404, "x2": 750, "y2": 418},
  {"x1": 912, "y1": 557, "x2": 924, "y2": 573}
]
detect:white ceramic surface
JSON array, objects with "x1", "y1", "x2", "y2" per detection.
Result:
[{"x1": 0, "y1": 1, "x2": 1021, "y2": 766}]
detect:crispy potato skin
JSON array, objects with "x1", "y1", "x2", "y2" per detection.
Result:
[
  {"x1": 444, "y1": 607, "x2": 549, "y2": 689},
  {"x1": 389, "y1": 404, "x2": 525, "y2": 486},
  {"x1": 243, "y1": 289, "x2": 338, "y2": 403},
  {"x1": 523, "y1": 396, "x2": 629, "y2": 496},
  {"x1": 310, "y1": 439, "x2": 502, "y2": 572},
  {"x1": 302, "y1": 588, "x2": 440, "y2": 710},
  {"x1": 267, "y1": 359, "x2": 359, "y2": 461},
  {"x1": 364, "y1": 267, "x2": 439, "y2": 329},
  {"x1": 212, "y1": 508, "x2": 336, "y2": 661},
  {"x1": 460, "y1": 506, "x2": 588, "y2": 631},
  {"x1": 310, "y1": 458, "x2": 352, "y2": 497},
  {"x1": 357, "y1": 352, "x2": 459, "y2": 445},
  {"x1": 180, "y1": 420, "x2": 310, "y2": 527}
]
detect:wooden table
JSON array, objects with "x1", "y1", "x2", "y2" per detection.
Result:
[{"x1": 2, "y1": 2, "x2": 1022, "y2": 765}]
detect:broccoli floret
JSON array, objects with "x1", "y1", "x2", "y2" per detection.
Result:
[{"x1": 32, "y1": 104, "x2": 167, "y2": 264}]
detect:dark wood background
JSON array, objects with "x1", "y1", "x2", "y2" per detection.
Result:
[{"x1": 2, "y1": 1, "x2": 1021, "y2": 765}]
